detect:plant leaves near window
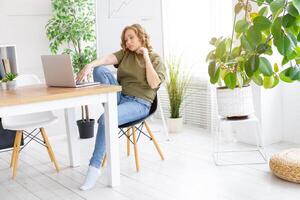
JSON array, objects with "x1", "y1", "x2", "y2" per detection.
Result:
[
  {"x1": 245, "y1": 55, "x2": 260, "y2": 77},
  {"x1": 259, "y1": 57, "x2": 273, "y2": 76},
  {"x1": 253, "y1": 16, "x2": 272, "y2": 31},
  {"x1": 207, "y1": 0, "x2": 300, "y2": 89},
  {"x1": 224, "y1": 73, "x2": 237, "y2": 89},
  {"x1": 292, "y1": 0, "x2": 300, "y2": 13}
]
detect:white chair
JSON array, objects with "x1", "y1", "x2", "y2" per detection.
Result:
[
  {"x1": 2, "y1": 74, "x2": 60, "y2": 178},
  {"x1": 213, "y1": 115, "x2": 267, "y2": 165}
]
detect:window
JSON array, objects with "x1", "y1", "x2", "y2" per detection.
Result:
[{"x1": 162, "y1": 0, "x2": 233, "y2": 77}]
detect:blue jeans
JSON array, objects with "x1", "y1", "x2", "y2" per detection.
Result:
[{"x1": 89, "y1": 66, "x2": 151, "y2": 168}]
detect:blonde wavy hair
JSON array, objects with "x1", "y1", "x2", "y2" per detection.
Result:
[{"x1": 120, "y1": 24, "x2": 153, "y2": 52}]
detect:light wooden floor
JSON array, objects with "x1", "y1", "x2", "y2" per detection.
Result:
[{"x1": 0, "y1": 121, "x2": 299, "y2": 200}]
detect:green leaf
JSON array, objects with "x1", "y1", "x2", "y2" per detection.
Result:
[
  {"x1": 263, "y1": 75, "x2": 275, "y2": 88},
  {"x1": 282, "y1": 14, "x2": 296, "y2": 28},
  {"x1": 288, "y1": 3, "x2": 299, "y2": 17},
  {"x1": 259, "y1": 6, "x2": 269, "y2": 16},
  {"x1": 257, "y1": 0, "x2": 265, "y2": 6},
  {"x1": 245, "y1": 55, "x2": 260, "y2": 77},
  {"x1": 270, "y1": 0, "x2": 285, "y2": 15},
  {"x1": 215, "y1": 40, "x2": 226, "y2": 59},
  {"x1": 252, "y1": 70, "x2": 263, "y2": 86},
  {"x1": 286, "y1": 66, "x2": 300, "y2": 80},
  {"x1": 271, "y1": 17, "x2": 282, "y2": 40},
  {"x1": 210, "y1": 67, "x2": 220, "y2": 84},
  {"x1": 241, "y1": 34, "x2": 255, "y2": 51},
  {"x1": 208, "y1": 61, "x2": 217, "y2": 78},
  {"x1": 279, "y1": 67, "x2": 294, "y2": 82},
  {"x1": 274, "y1": 33, "x2": 292, "y2": 55},
  {"x1": 274, "y1": 63, "x2": 279, "y2": 72},
  {"x1": 282, "y1": 56, "x2": 289, "y2": 65},
  {"x1": 272, "y1": 74, "x2": 280, "y2": 88},
  {"x1": 232, "y1": 46, "x2": 241, "y2": 57},
  {"x1": 286, "y1": 30, "x2": 298, "y2": 47},
  {"x1": 246, "y1": 26, "x2": 262, "y2": 45},
  {"x1": 297, "y1": 32, "x2": 300, "y2": 41},
  {"x1": 235, "y1": 19, "x2": 249, "y2": 33},
  {"x1": 293, "y1": 0, "x2": 300, "y2": 13},
  {"x1": 259, "y1": 57, "x2": 273, "y2": 76},
  {"x1": 256, "y1": 44, "x2": 271, "y2": 54},
  {"x1": 253, "y1": 16, "x2": 272, "y2": 31},
  {"x1": 224, "y1": 73, "x2": 237, "y2": 89}
]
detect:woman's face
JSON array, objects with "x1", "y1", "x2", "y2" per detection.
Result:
[{"x1": 124, "y1": 29, "x2": 141, "y2": 52}]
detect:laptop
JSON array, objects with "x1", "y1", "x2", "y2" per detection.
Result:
[{"x1": 41, "y1": 55, "x2": 99, "y2": 88}]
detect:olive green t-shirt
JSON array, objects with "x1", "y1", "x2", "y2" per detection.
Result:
[{"x1": 113, "y1": 50, "x2": 165, "y2": 103}]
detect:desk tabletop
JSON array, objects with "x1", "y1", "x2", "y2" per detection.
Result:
[{"x1": 0, "y1": 84, "x2": 121, "y2": 106}]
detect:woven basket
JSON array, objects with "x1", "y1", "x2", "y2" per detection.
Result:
[
  {"x1": 216, "y1": 85, "x2": 254, "y2": 118},
  {"x1": 269, "y1": 149, "x2": 300, "y2": 183}
]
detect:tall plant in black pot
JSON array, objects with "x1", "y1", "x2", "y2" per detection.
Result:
[{"x1": 46, "y1": 0, "x2": 96, "y2": 138}]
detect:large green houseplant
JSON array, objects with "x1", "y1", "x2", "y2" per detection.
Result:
[
  {"x1": 207, "y1": 0, "x2": 300, "y2": 118},
  {"x1": 165, "y1": 56, "x2": 190, "y2": 132},
  {"x1": 207, "y1": 0, "x2": 300, "y2": 88},
  {"x1": 46, "y1": 0, "x2": 97, "y2": 138}
]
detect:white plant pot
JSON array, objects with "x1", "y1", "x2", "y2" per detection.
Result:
[
  {"x1": 6, "y1": 80, "x2": 16, "y2": 90},
  {"x1": 216, "y1": 85, "x2": 254, "y2": 118},
  {"x1": 167, "y1": 117, "x2": 183, "y2": 133},
  {"x1": 0, "y1": 82, "x2": 6, "y2": 90}
]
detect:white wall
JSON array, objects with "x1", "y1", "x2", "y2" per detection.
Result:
[
  {"x1": 96, "y1": 0, "x2": 163, "y2": 57},
  {"x1": 282, "y1": 83, "x2": 300, "y2": 143},
  {"x1": 0, "y1": 0, "x2": 52, "y2": 78}
]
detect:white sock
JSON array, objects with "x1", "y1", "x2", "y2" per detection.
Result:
[{"x1": 80, "y1": 165, "x2": 101, "y2": 191}]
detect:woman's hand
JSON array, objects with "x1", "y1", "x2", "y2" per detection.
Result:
[
  {"x1": 136, "y1": 47, "x2": 149, "y2": 57},
  {"x1": 76, "y1": 64, "x2": 93, "y2": 83}
]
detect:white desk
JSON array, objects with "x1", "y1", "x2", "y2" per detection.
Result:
[{"x1": 0, "y1": 84, "x2": 122, "y2": 187}]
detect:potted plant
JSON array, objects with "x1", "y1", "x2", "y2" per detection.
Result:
[
  {"x1": 206, "y1": 0, "x2": 300, "y2": 118},
  {"x1": 46, "y1": 0, "x2": 97, "y2": 139},
  {"x1": 165, "y1": 56, "x2": 190, "y2": 133},
  {"x1": 0, "y1": 79, "x2": 5, "y2": 90},
  {"x1": 3, "y1": 73, "x2": 18, "y2": 90}
]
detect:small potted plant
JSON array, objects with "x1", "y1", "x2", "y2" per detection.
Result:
[
  {"x1": 206, "y1": 0, "x2": 300, "y2": 118},
  {"x1": 165, "y1": 56, "x2": 190, "y2": 133},
  {"x1": 0, "y1": 79, "x2": 5, "y2": 90},
  {"x1": 4, "y1": 73, "x2": 18, "y2": 90}
]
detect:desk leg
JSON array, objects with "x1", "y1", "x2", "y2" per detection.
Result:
[
  {"x1": 104, "y1": 93, "x2": 120, "y2": 187},
  {"x1": 64, "y1": 107, "x2": 80, "y2": 167}
]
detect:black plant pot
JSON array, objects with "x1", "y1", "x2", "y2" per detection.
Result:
[{"x1": 76, "y1": 119, "x2": 95, "y2": 139}]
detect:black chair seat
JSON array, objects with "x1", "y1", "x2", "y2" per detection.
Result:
[{"x1": 118, "y1": 95, "x2": 158, "y2": 128}]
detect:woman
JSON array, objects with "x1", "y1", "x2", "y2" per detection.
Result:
[{"x1": 76, "y1": 24, "x2": 165, "y2": 190}]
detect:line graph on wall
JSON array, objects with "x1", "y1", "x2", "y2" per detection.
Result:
[{"x1": 108, "y1": 0, "x2": 154, "y2": 19}]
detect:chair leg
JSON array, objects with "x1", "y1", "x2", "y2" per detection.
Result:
[
  {"x1": 132, "y1": 126, "x2": 140, "y2": 172},
  {"x1": 10, "y1": 131, "x2": 20, "y2": 168},
  {"x1": 126, "y1": 128, "x2": 131, "y2": 156},
  {"x1": 101, "y1": 154, "x2": 107, "y2": 168},
  {"x1": 40, "y1": 128, "x2": 60, "y2": 172},
  {"x1": 12, "y1": 131, "x2": 22, "y2": 179},
  {"x1": 144, "y1": 122, "x2": 165, "y2": 160}
]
